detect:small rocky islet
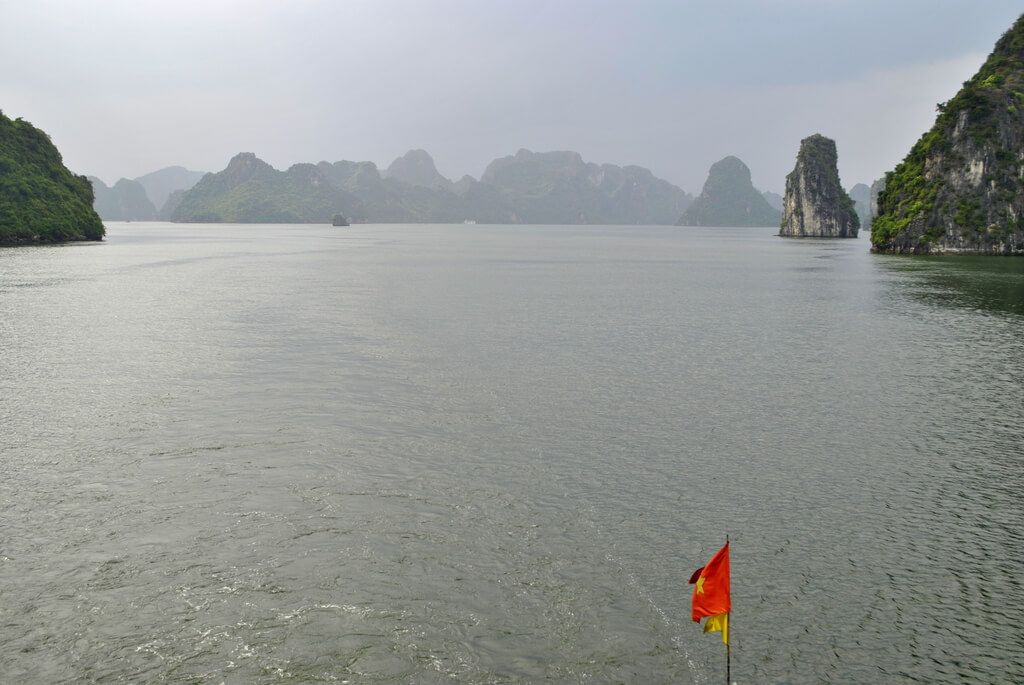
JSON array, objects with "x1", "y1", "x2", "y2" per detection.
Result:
[{"x1": 779, "y1": 134, "x2": 859, "y2": 239}]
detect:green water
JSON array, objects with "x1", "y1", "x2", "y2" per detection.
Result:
[{"x1": 1, "y1": 223, "x2": 1022, "y2": 683}]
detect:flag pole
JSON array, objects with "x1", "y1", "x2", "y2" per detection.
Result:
[
  {"x1": 726, "y1": 534, "x2": 730, "y2": 685},
  {"x1": 726, "y1": 623, "x2": 730, "y2": 685}
]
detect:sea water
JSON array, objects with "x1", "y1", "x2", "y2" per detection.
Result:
[{"x1": 1, "y1": 223, "x2": 1022, "y2": 682}]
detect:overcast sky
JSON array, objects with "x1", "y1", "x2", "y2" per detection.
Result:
[{"x1": 2, "y1": 1, "x2": 1021, "y2": 193}]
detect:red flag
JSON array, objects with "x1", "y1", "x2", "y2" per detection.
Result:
[{"x1": 689, "y1": 542, "x2": 730, "y2": 623}]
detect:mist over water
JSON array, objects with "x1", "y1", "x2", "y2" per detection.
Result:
[{"x1": 1, "y1": 224, "x2": 1022, "y2": 682}]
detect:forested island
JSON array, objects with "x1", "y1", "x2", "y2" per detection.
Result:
[
  {"x1": 0, "y1": 111, "x2": 104, "y2": 245},
  {"x1": 872, "y1": 14, "x2": 1024, "y2": 254}
]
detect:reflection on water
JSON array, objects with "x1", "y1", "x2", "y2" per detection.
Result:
[{"x1": 876, "y1": 254, "x2": 1024, "y2": 317}]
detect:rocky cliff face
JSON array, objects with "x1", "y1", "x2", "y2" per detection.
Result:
[
  {"x1": 871, "y1": 14, "x2": 1024, "y2": 254},
  {"x1": 779, "y1": 134, "x2": 859, "y2": 238},
  {"x1": 678, "y1": 156, "x2": 780, "y2": 227}
]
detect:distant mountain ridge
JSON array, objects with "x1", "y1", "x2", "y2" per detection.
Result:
[
  {"x1": 762, "y1": 190, "x2": 784, "y2": 211},
  {"x1": 169, "y1": 149, "x2": 693, "y2": 225},
  {"x1": 88, "y1": 166, "x2": 207, "y2": 220},
  {"x1": 170, "y1": 153, "x2": 365, "y2": 223},
  {"x1": 481, "y1": 149, "x2": 692, "y2": 225},
  {"x1": 89, "y1": 176, "x2": 156, "y2": 221},
  {"x1": 135, "y1": 166, "x2": 206, "y2": 212},
  {"x1": 848, "y1": 183, "x2": 871, "y2": 229}
]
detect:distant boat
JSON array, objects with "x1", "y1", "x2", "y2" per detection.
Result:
[{"x1": 332, "y1": 214, "x2": 349, "y2": 227}]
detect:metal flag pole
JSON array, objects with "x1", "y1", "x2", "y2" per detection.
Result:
[
  {"x1": 726, "y1": 534, "x2": 730, "y2": 685},
  {"x1": 726, "y1": 623, "x2": 731, "y2": 685}
]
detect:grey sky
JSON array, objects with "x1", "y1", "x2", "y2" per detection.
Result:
[{"x1": 2, "y1": 1, "x2": 1021, "y2": 193}]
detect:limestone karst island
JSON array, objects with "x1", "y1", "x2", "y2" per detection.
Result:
[
  {"x1": 779, "y1": 134, "x2": 860, "y2": 238},
  {"x1": 871, "y1": 12, "x2": 1024, "y2": 254}
]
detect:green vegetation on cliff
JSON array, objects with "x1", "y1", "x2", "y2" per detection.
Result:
[
  {"x1": 872, "y1": 14, "x2": 1024, "y2": 254},
  {"x1": 0, "y1": 110, "x2": 104, "y2": 245}
]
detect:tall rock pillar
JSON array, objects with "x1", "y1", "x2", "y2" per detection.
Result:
[{"x1": 779, "y1": 134, "x2": 859, "y2": 238}]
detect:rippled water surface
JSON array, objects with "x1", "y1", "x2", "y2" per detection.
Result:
[{"x1": 1, "y1": 223, "x2": 1022, "y2": 683}]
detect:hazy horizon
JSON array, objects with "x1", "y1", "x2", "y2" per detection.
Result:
[{"x1": 3, "y1": 1, "x2": 1021, "y2": 194}]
